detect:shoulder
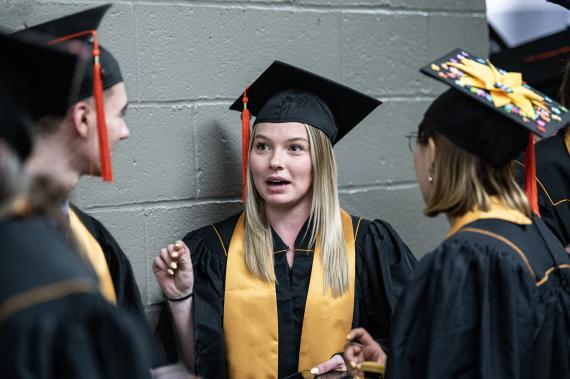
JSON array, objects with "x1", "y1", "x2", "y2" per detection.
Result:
[
  {"x1": 433, "y1": 228, "x2": 536, "y2": 280},
  {"x1": 69, "y1": 204, "x2": 110, "y2": 239},
  {"x1": 183, "y1": 212, "x2": 242, "y2": 262}
]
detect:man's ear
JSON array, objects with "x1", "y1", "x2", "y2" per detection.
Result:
[{"x1": 69, "y1": 100, "x2": 92, "y2": 138}]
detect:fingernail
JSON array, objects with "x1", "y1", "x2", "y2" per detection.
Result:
[
  {"x1": 346, "y1": 333, "x2": 352, "y2": 340},
  {"x1": 175, "y1": 242, "x2": 182, "y2": 248},
  {"x1": 171, "y1": 252, "x2": 179, "y2": 258},
  {"x1": 310, "y1": 368, "x2": 319, "y2": 375},
  {"x1": 349, "y1": 361, "x2": 357, "y2": 369},
  {"x1": 170, "y1": 261, "x2": 177, "y2": 269},
  {"x1": 167, "y1": 269, "x2": 174, "y2": 276}
]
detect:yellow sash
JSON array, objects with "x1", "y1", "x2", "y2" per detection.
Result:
[
  {"x1": 224, "y1": 210, "x2": 355, "y2": 378},
  {"x1": 446, "y1": 197, "x2": 532, "y2": 238},
  {"x1": 68, "y1": 209, "x2": 117, "y2": 304}
]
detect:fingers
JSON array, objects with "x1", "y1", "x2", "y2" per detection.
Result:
[
  {"x1": 310, "y1": 354, "x2": 345, "y2": 375},
  {"x1": 347, "y1": 328, "x2": 375, "y2": 345}
]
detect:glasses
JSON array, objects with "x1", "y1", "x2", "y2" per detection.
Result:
[{"x1": 405, "y1": 132, "x2": 419, "y2": 153}]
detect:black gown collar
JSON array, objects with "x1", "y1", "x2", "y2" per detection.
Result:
[{"x1": 271, "y1": 217, "x2": 314, "y2": 253}]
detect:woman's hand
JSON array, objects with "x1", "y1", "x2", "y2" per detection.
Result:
[
  {"x1": 310, "y1": 354, "x2": 346, "y2": 376},
  {"x1": 152, "y1": 240, "x2": 194, "y2": 300},
  {"x1": 343, "y1": 328, "x2": 386, "y2": 377}
]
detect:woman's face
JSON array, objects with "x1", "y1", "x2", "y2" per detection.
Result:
[
  {"x1": 413, "y1": 137, "x2": 435, "y2": 205},
  {"x1": 249, "y1": 122, "x2": 313, "y2": 210}
]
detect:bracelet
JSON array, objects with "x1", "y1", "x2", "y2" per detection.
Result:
[{"x1": 164, "y1": 292, "x2": 193, "y2": 302}]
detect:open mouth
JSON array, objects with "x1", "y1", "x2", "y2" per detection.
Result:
[{"x1": 266, "y1": 178, "x2": 291, "y2": 187}]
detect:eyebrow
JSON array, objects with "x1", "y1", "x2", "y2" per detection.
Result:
[{"x1": 254, "y1": 134, "x2": 308, "y2": 143}]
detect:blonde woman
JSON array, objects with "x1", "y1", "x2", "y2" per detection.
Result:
[
  {"x1": 153, "y1": 62, "x2": 416, "y2": 378},
  {"x1": 344, "y1": 52, "x2": 570, "y2": 378}
]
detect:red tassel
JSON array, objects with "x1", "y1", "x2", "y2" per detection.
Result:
[
  {"x1": 524, "y1": 133, "x2": 540, "y2": 216},
  {"x1": 92, "y1": 32, "x2": 113, "y2": 182},
  {"x1": 241, "y1": 87, "x2": 251, "y2": 202},
  {"x1": 49, "y1": 29, "x2": 113, "y2": 182}
]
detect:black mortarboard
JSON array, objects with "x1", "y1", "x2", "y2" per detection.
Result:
[
  {"x1": 0, "y1": 32, "x2": 82, "y2": 160},
  {"x1": 420, "y1": 48, "x2": 570, "y2": 214},
  {"x1": 13, "y1": 4, "x2": 122, "y2": 102},
  {"x1": 229, "y1": 61, "x2": 382, "y2": 199},
  {"x1": 229, "y1": 61, "x2": 382, "y2": 144},
  {"x1": 490, "y1": 28, "x2": 570, "y2": 99},
  {"x1": 12, "y1": 4, "x2": 122, "y2": 182}
]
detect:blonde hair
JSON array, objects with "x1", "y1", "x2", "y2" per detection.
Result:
[
  {"x1": 419, "y1": 121, "x2": 531, "y2": 218},
  {"x1": 243, "y1": 124, "x2": 349, "y2": 296}
]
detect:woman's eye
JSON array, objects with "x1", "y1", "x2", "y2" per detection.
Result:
[
  {"x1": 255, "y1": 142, "x2": 269, "y2": 151},
  {"x1": 289, "y1": 144, "x2": 304, "y2": 152}
]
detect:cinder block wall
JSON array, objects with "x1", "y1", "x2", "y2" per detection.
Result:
[{"x1": 2, "y1": 0, "x2": 488, "y2": 322}]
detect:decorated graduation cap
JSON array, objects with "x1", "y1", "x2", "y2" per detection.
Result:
[
  {"x1": 13, "y1": 4, "x2": 123, "y2": 182},
  {"x1": 0, "y1": 32, "x2": 83, "y2": 160},
  {"x1": 490, "y1": 28, "x2": 570, "y2": 99},
  {"x1": 420, "y1": 48, "x2": 570, "y2": 215},
  {"x1": 229, "y1": 60, "x2": 382, "y2": 198}
]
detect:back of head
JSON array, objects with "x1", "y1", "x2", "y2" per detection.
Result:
[{"x1": 418, "y1": 115, "x2": 531, "y2": 219}]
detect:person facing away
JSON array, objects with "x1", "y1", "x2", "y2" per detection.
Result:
[
  {"x1": 344, "y1": 50, "x2": 570, "y2": 379},
  {"x1": 0, "y1": 31, "x2": 156, "y2": 379},
  {"x1": 12, "y1": 4, "x2": 147, "y2": 318},
  {"x1": 152, "y1": 61, "x2": 417, "y2": 378}
]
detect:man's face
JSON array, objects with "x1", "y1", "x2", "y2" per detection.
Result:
[
  {"x1": 104, "y1": 82, "x2": 129, "y2": 150},
  {"x1": 85, "y1": 82, "x2": 129, "y2": 176}
]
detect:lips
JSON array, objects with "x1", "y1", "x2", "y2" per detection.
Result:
[{"x1": 266, "y1": 176, "x2": 291, "y2": 187}]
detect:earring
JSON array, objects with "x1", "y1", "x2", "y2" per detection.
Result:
[
  {"x1": 428, "y1": 166, "x2": 434, "y2": 183},
  {"x1": 428, "y1": 175, "x2": 433, "y2": 182}
]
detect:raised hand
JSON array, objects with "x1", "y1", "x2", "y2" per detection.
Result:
[{"x1": 152, "y1": 240, "x2": 194, "y2": 300}]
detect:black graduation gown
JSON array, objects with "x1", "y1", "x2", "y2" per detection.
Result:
[
  {"x1": 70, "y1": 204, "x2": 146, "y2": 314},
  {"x1": 534, "y1": 131, "x2": 570, "y2": 247},
  {"x1": 515, "y1": 130, "x2": 570, "y2": 248},
  {"x1": 386, "y1": 217, "x2": 570, "y2": 379},
  {"x1": 158, "y1": 212, "x2": 417, "y2": 379},
  {"x1": 0, "y1": 215, "x2": 156, "y2": 378}
]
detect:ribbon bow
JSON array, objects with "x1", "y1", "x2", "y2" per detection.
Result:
[{"x1": 448, "y1": 58, "x2": 545, "y2": 120}]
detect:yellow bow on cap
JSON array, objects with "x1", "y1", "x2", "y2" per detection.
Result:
[{"x1": 448, "y1": 58, "x2": 545, "y2": 120}]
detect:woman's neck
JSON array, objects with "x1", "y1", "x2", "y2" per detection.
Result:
[{"x1": 265, "y1": 200, "x2": 311, "y2": 250}]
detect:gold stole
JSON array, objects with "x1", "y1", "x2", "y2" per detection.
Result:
[
  {"x1": 68, "y1": 208, "x2": 117, "y2": 304},
  {"x1": 224, "y1": 210, "x2": 356, "y2": 378},
  {"x1": 446, "y1": 197, "x2": 532, "y2": 238}
]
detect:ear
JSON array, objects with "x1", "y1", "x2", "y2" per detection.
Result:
[
  {"x1": 68, "y1": 100, "x2": 92, "y2": 139},
  {"x1": 427, "y1": 137, "x2": 437, "y2": 168}
]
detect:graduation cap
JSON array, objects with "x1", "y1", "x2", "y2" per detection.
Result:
[
  {"x1": 13, "y1": 4, "x2": 123, "y2": 182},
  {"x1": 420, "y1": 48, "x2": 570, "y2": 215},
  {"x1": 0, "y1": 32, "x2": 83, "y2": 160},
  {"x1": 490, "y1": 28, "x2": 570, "y2": 99},
  {"x1": 229, "y1": 61, "x2": 382, "y2": 198}
]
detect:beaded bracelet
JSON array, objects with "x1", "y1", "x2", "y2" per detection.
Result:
[{"x1": 164, "y1": 292, "x2": 193, "y2": 302}]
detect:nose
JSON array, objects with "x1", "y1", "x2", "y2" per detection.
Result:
[
  {"x1": 269, "y1": 148, "x2": 283, "y2": 170},
  {"x1": 121, "y1": 120, "x2": 130, "y2": 140}
]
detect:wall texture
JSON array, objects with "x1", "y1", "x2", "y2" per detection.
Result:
[{"x1": 2, "y1": 0, "x2": 488, "y2": 322}]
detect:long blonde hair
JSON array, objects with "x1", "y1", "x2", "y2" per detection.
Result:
[
  {"x1": 243, "y1": 124, "x2": 349, "y2": 296},
  {"x1": 418, "y1": 120, "x2": 531, "y2": 218}
]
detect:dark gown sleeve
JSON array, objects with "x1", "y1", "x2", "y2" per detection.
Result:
[
  {"x1": 188, "y1": 229, "x2": 228, "y2": 379},
  {"x1": 0, "y1": 293, "x2": 155, "y2": 379},
  {"x1": 386, "y1": 237, "x2": 536, "y2": 379},
  {"x1": 354, "y1": 219, "x2": 417, "y2": 354},
  {"x1": 155, "y1": 226, "x2": 228, "y2": 379}
]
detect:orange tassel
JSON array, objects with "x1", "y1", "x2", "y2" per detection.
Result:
[
  {"x1": 524, "y1": 133, "x2": 540, "y2": 216},
  {"x1": 241, "y1": 88, "x2": 251, "y2": 202},
  {"x1": 49, "y1": 30, "x2": 113, "y2": 182},
  {"x1": 92, "y1": 32, "x2": 113, "y2": 182}
]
